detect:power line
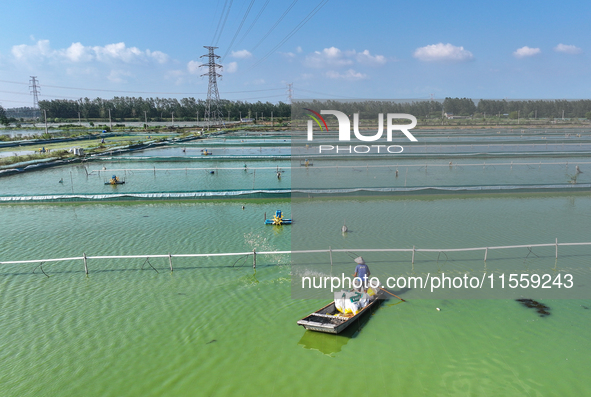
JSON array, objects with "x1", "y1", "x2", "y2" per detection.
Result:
[
  {"x1": 0, "y1": 90, "x2": 34, "y2": 96},
  {"x1": 221, "y1": 0, "x2": 256, "y2": 62},
  {"x1": 212, "y1": 0, "x2": 229, "y2": 45},
  {"x1": 250, "y1": 0, "x2": 299, "y2": 52},
  {"x1": 297, "y1": 87, "x2": 347, "y2": 98},
  {"x1": 235, "y1": 0, "x2": 270, "y2": 47},
  {"x1": 233, "y1": 93, "x2": 286, "y2": 101},
  {"x1": 0, "y1": 99, "x2": 36, "y2": 105},
  {"x1": 248, "y1": 0, "x2": 329, "y2": 71},
  {"x1": 0, "y1": 79, "x2": 285, "y2": 95},
  {"x1": 213, "y1": 0, "x2": 234, "y2": 46},
  {"x1": 0, "y1": 80, "x2": 29, "y2": 85}
]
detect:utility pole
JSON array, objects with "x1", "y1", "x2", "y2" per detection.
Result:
[
  {"x1": 78, "y1": 112, "x2": 81, "y2": 126},
  {"x1": 171, "y1": 111, "x2": 174, "y2": 126},
  {"x1": 108, "y1": 109, "x2": 112, "y2": 130},
  {"x1": 144, "y1": 111, "x2": 148, "y2": 126},
  {"x1": 29, "y1": 76, "x2": 40, "y2": 117},
  {"x1": 287, "y1": 83, "x2": 293, "y2": 104},
  {"x1": 200, "y1": 46, "x2": 223, "y2": 129},
  {"x1": 43, "y1": 109, "x2": 48, "y2": 135},
  {"x1": 271, "y1": 111, "x2": 273, "y2": 127}
]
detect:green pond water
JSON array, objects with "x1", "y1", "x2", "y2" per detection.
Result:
[
  {"x1": 1, "y1": 130, "x2": 591, "y2": 396},
  {"x1": 1, "y1": 196, "x2": 590, "y2": 396}
]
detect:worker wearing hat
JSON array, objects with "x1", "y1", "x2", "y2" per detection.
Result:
[{"x1": 352, "y1": 256, "x2": 371, "y2": 292}]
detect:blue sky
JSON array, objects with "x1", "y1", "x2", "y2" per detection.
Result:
[{"x1": 1, "y1": 0, "x2": 590, "y2": 108}]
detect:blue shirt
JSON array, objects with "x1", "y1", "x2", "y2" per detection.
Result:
[{"x1": 354, "y1": 263, "x2": 370, "y2": 281}]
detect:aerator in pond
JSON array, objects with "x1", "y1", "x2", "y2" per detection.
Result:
[
  {"x1": 265, "y1": 210, "x2": 292, "y2": 225},
  {"x1": 105, "y1": 175, "x2": 125, "y2": 185}
]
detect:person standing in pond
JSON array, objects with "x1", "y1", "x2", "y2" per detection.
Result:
[{"x1": 352, "y1": 256, "x2": 370, "y2": 292}]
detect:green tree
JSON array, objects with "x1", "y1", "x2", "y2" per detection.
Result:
[{"x1": 0, "y1": 105, "x2": 9, "y2": 126}]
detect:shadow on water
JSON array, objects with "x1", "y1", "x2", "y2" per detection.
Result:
[
  {"x1": 297, "y1": 296, "x2": 397, "y2": 356},
  {"x1": 516, "y1": 298, "x2": 551, "y2": 317}
]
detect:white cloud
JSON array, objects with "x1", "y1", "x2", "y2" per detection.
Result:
[
  {"x1": 413, "y1": 43, "x2": 474, "y2": 62},
  {"x1": 10, "y1": 39, "x2": 170, "y2": 65},
  {"x1": 554, "y1": 44, "x2": 581, "y2": 54},
  {"x1": 187, "y1": 60, "x2": 202, "y2": 74},
  {"x1": 304, "y1": 47, "x2": 387, "y2": 69},
  {"x1": 355, "y1": 49, "x2": 387, "y2": 66},
  {"x1": 147, "y1": 50, "x2": 169, "y2": 64},
  {"x1": 63, "y1": 42, "x2": 93, "y2": 62},
  {"x1": 93, "y1": 42, "x2": 144, "y2": 63},
  {"x1": 164, "y1": 70, "x2": 187, "y2": 86},
  {"x1": 304, "y1": 47, "x2": 354, "y2": 68},
  {"x1": 225, "y1": 62, "x2": 238, "y2": 73},
  {"x1": 65, "y1": 66, "x2": 98, "y2": 76},
  {"x1": 513, "y1": 46, "x2": 541, "y2": 58},
  {"x1": 107, "y1": 69, "x2": 132, "y2": 83},
  {"x1": 12, "y1": 39, "x2": 53, "y2": 61},
  {"x1": 296, "y1": 46, "x2": 303, "y2": 53},
  {"x1": 231, "y1": 49, "x2": 252, "y2": 59},
  {"x1": 326, "y1": 69, "x2": 367, "y2": 81}
]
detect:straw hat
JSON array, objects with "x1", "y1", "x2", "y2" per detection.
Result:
[{"x1": 354, "y1": 256, "x2": 365, "y2": 264}]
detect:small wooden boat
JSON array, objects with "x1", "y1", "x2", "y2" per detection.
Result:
[{"x1": 297, "y1": 290, "x2": 384, "y2": 334}]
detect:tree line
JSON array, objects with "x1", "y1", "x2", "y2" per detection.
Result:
[
  {"x1": 0, "y1": 105, "x2": 8, "y2": 126},
  {"x1": 446, "y1": 98, "x2": 591, "y2": 118},
  {"x1": 293, "y1": 98, "x2": 591, "y2": 119},
  {"x1": 36, "y1": 97, "x2": 291, "y2": 121},
  {"x1": 9, "y1": 97, "x2": 591, "y2": 122}
]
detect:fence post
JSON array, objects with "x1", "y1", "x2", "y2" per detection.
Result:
[
  {"x1": 412, "y1": 246, "x2": 415, "y2": 264},
  {"x1": 555, "y1": 238, "x2": 558, "y2": 259},
  {"x1": 83, "y1": 253, "x2": 88, "y2": 275},
  {"x1": 253, "y1": 249, "x2": 257, "y2": 269},
  {"x1": 484, "y1": 247, "x2": 488, "y2": 262},
  {"x1": 168, "y1": 253, "x2": 173, "y2": 272},
  {"x1": 329, "y1": 246, "x2": 333, "y2": 274}
]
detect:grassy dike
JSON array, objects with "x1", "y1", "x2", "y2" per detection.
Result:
[{"x1": 0, "y1": 123, "x2": 288, "y2": 170}]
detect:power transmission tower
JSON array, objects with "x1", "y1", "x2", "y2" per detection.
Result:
[
  {"x1": 200, "y1": 46, "x2": 223, "y2": 129},
  {"x1": 287, "y1": 83, "x2": 293, "y2": 104},
  {"x1": 29, "y1": 76, "x2": 40, "y2": 116}
]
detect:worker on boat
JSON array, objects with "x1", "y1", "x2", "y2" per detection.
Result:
[{"x1": 352, "y1": 256, "x2": 371, "y2": 292}]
